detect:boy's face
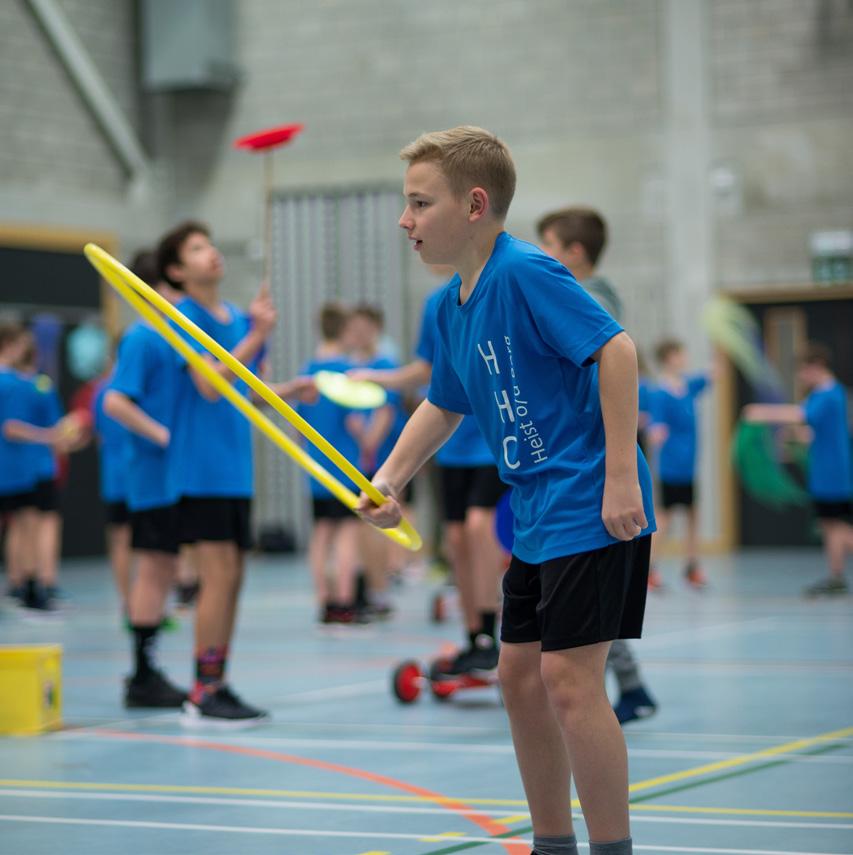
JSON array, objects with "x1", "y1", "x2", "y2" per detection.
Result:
[
  {"x1": 0, "y1": 334, "x2": 26, "y2": 366},
  {"x1": 347, "y1": 314, "x2": 380, "y2": 352},
  {"x1": 170, "y1": 232, "x2": 224, "y2": 287},
  {"x1": 539, "y1": 229, "x2": 585, "y2": 275},
  {"x1": 399, "y1": 162, "x2": 474, "y2": 266},
  {"x1": 664, "y1": 348, "x2": 687, "y2": 373}
]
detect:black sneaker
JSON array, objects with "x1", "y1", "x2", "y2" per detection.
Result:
[
  {"x1": 180, "y1": 686, "x2": 269, "y2": 728},
  {"x1": 19, "y1": 579, "x2": 58, "y2": 613},
  {"x1": 124, "y1": 669, "x2": 188, "y2": 708},
  {"x1": 614, "y1": 685, "x2": 658, "y2": 724},
  {"x1": 441, "y1": 637, "x2": 498, "y2": 676},
  {"x1": 804, "y1": 576, "x2": 848, "y2": 598}
]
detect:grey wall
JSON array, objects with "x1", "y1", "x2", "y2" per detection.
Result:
[{"x1": 2, "y1": 0, "x2": 852, "y2": 543}]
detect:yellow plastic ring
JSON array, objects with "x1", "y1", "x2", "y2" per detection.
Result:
[{"x1": 84, "y1": 243, "x2": 421, "y2": 552}]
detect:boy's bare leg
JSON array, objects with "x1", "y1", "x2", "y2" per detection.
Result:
[
  {"x1": 107, "y1": 523, "x2": 132, "y2": 609},
  {"x1": 309, "y1": 521, "x2": 332, "y2": 606},
  {"x1": 465, "y1": 507, "x2": 503, "y2": 614},
  {"x1": 649, "y1": 508, "x2": 670, "y2": 565},
  {"x1": 8, "y1": 509, "x2": 39, "y2": 586},
  {"x1": 36, "y1": 511, "x2": 61, "y2": 588},
  {"x1": 359, "y1": 524, "x2": 390, "y2": 605},
  {"x1": 129, "y1": 553, "x2": 177, "y2": 624},
  {"x1": 822, "y1": 520, "x2": 851, "y2": 578},
  {"x1": 333, "y1": 519, "x2": 360, "y2": 606},
  {"x1": 194, "y1": 541, "x2": 243, "y2": 649},
  {"x1": 445, "y1": 521, "x2": 478, "y2": 632},
  {"x1": 685, "y1": 505, "x2": 699, "y2": 566},
  {"x1": 541, "y1": 641, "x2": 630, "y2": 843},
  {"x1": 177, "y1": 544, "x2": 198, "y2": 587},
  {"x1": 499, "y1": 641, "x2": 574, "y2": 837}
]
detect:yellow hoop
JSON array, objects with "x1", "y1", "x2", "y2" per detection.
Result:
[{"x1": 84, "y1": 243, "x2": 421, "y2": 552}]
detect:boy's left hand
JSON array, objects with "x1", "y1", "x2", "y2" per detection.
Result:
[{"x1": 602, "y1": 475, "x2": 647, "y2": 541}]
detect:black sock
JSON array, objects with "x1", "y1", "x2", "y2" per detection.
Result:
[
  {"x1": 131, "y1": 625, "x2": 160, "y2": 679},
  {"x1": 479, "y1": 611, "x2": 497, "y2": 644}
]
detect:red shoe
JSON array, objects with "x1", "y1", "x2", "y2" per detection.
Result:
[
  {"x1": 685, "y1": 563, "x2": 707, "y2": 589},
  {"x1": 647, "y1": 567, "x2": 664, "y2": 591}
]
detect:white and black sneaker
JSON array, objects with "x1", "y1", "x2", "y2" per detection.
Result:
[{"x1": 180, "y1": 685, "x2": 269, "y2": 729}]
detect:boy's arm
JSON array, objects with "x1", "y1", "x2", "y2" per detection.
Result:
[
  {"x1": 349, "y1": 359, "x2": 432, "y2": 391},
  {"x1": 2, "y1": 419, "x2": 62, "y2": 447},
  {"x1": 103, "y1": 390, "x2": 170, "y2": 447},
  {"x1": 188, "y1": 286, "x2": 278, "y2": 402},
  {"x1": 259, "y1": 376, "x2": 318, "y2": 404},
  {"x1": 594, "y1": 332, "x2": 649, "y2": 541},
  {"x1": 742, "y1": 403, "x2": 804, "y2": 425},
  {"x1": 357, "y1": 399, "x2": 462, "y2": 528}
]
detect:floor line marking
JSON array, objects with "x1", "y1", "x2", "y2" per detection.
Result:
[
  {"x1": 83, "y1": 728, "x2": 527, "y2": 854},
  {"x1": 1, "y1": 780, "x2": 851, "y2": 819},
  {"x1": 0, "y1": 790, "x2": 850, "y2": 831},
  {"x1": 0, "y1": 815, "x2": 844, "y2": 854}
]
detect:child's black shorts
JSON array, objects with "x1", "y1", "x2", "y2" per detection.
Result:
[
  {"x1": 178, "y1": 497, "x2": 252, "y2": 550},
  {"x1": 660, "y1": 481, "x2": 695, "y2": 509},
  {"x1": 104, "y1": 501, "x2": 130, "y2": 525},
  {"x1": 130, "y1": 503, "x2": 181, "y2": 554},
  {"x1": 439, "y1": 465, "x2": 507, "y2": 522},
  {"x1": 312, "y1": 497, "x2": 353, "y2": 521},
  {"x1": 0, "y1": 490, "x2": 36, "y2": 514},
  {"x1": 501, "y1": 536, "x2": 651, "y2": 652},
  {"x1": 30, "y1": 479, "x2": 60, "y2": 513},
  {"x1": 814, "y1": 499, "x2": 852, "y2": 522}
]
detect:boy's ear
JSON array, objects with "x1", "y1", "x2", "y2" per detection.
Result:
[
  {"x1": 469, "y1": 187, "x2": 489, "y2": 219},
  {"x1": 165, "y1": 262, "x2": 185, "y2": 284}
]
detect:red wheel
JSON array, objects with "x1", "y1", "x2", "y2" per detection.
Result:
[
  {"x1": 392, "y1": 660, "x2": 423, "y2": 704},
  {"x1": 430, "y1": 680, "x2": 455, "y2": 702},
  {"x1": 431, "y1": 592, "x2": 446, "y2": 624}
]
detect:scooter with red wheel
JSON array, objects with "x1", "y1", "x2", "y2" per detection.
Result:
[{"x1": 391, "y1": 654, "x2": 500, "y2": 704}]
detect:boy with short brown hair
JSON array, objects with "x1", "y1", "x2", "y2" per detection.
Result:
[{"x1": 359, "y1": 126, "x2": 655, "y2": 855}]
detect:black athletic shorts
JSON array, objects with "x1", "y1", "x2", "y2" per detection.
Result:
[
  {"x1": 814, "y1": 499, "x2": 852, "y2": 522},
  {"x1": 501, "y1": 535, "x2": 651, "y2": 652},
  {"x1": 29, "y1": 479, "x2": 60, "y2": 513},
  {"x1": 178, "y1": 497, "x2": 252, "y2": 550},
  {"x1": 0, "y1": 491, "x2": 35, "y2": 514},
  {"x1": 439, "y1": 465, "x2": 507, "y2": 522},
  {"x1": 104, "y1": 501, "x2": 130, "y2": 525},
  {"x1": 130, "y1": 503, "x2": 181, "y2": 554},
  {"x1": 660, "y1": 481, "x2": 695, "y2": 510},
  {"x1": 312, "y1": 497, "x2": 353, "y2": 521}
]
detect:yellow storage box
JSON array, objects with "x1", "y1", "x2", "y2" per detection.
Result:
[{"x1": 0, "y1": 644, "x2": 62, "y2": 735}]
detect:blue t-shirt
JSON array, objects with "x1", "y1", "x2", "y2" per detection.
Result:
[
  {"x1": 354, "y1": 354, "x2": 408, "y2": 469},
  {"x1": 803, "y1": 381, "x2": 851, "y2": 501},
  {"x1": 427, "y1": 232, "x2": 655, "y2": 563},
  {"x1": 297, "y1": 355, "x2": 362, "y2": 499},
  {"x1": 92, "y1": 376, "x2": 132, "y2": 504},
  {"x1": 21, "y1": 373, "x2": 62, "y2": 482},
  {"x1": 109, "y1": 322, "x2": 181, "y2": 511},
  {"x1": 0, "y1": 368, "x2": 42, "y2": 495},
  {"x1": 416, "y1": 286, "x2": 495, "y2": 468},
  {"x1": 651, "y1": 374, "x2": 709, "y2": 485},
  {"x1": 169, "y1": 298, "x2": 258, "y2": 499}
]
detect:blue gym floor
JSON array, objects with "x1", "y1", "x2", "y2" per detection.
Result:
[{"x1": 1, "y1": 549, "x2": 851, "y2": 855}]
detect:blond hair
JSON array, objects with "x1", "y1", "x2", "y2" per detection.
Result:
[{"x1": 400, "y1": 126, "x2": 516, "y2": 218}]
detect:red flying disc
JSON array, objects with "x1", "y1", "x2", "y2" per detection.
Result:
[{"x1": 233, "y1": 123, "x2": 304, "y2": 152}]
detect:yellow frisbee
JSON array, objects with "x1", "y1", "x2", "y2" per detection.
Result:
[
  {"x1": 315, "y1": 370, "x2": 387, "y2": 410},
  {"x1": 83, "y1": 243, "x2": 421, "y2": 551}
]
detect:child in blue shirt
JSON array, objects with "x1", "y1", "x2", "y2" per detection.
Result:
[
  {"x1": 648, "y1": 338, "x2": 712, "y2": 589},
  {"x1": 297, "y1": 302, "x2": 363, "y2": 623},
  {"x1": 537, "y1": 207, "x2": 658, "y2": 726},
  {"x1": 358, "y1": 127, "x2": 654, "y2": 855},
  {"x1": 744, "y1": 342, "x2": 852, "y2": 596},
  {"x1": 157, "y1": 221, "x2": 313, "y2": 726}
]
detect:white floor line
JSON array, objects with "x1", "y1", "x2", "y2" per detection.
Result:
[
  {"x1": 1, "y1": 790, "x2": 851, "y2": 832},
  {"x1": 638, "y1": 617, "x2": 780, "y2": 649},
  {"x1": 54, "y1": 730, "x2": 853, "y2": 765},
  {"x1": 0, "y1": 814, "x2": 843, "y2": 853}
]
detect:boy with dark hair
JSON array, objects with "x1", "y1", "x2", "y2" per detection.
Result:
[
  {"x1": 649, "y1": 338, "x2": 712, "y2": 589},
  {"x1": 537, "y1": 205, "x2": 658, "y2": 725},
  {"x1": 157, "y1": 221, "x2": 313, "y2": 725},
  {"x1": 745, "y1": 342, "x2": 852, "y2": 596},
  {"x1": 359, "y1": 126, "x2": 655, "y2": 855}
]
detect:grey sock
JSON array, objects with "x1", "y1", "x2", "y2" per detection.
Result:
[
  {"x1": 532, "y1": 833, "x2": 578, "y2": 855},
  {"x1": 589, "y1": 837, "x2": 632, "y2": 855},
  {"x1": 607, "y1": 640, "x2": 643, "y2": 693}
]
